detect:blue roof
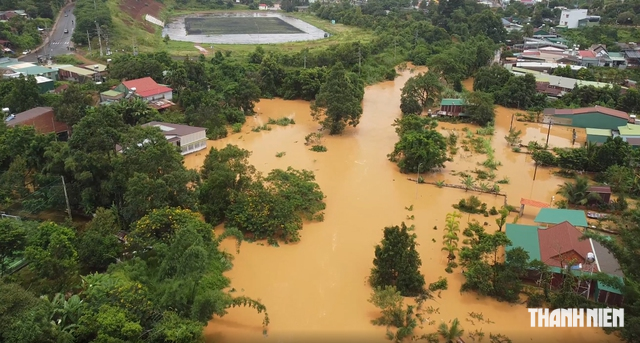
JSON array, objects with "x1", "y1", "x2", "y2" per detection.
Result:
[
  {"x1": 534, "y1": 208, "x2": 588, "y2": 227},
  {"x1": 505, "y1": 224, "x2": 541, "y2": 262}
]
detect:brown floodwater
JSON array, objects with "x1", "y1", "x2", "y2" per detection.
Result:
[{"x1": 184, "y1": 71, "x2": 620, "y2": 343}]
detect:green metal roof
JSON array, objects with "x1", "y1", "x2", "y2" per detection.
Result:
[
  {"x1": 597, "y1": 277, "x2": 623, "y2": 295},
  {"x1": 586, "y1": 128, "x2": 612, "y2": 137},
  {"x1": 534, "y1": 208, "x2": 588, "y2": 227},
  {"x1": 618, "y1": 124, "x2": 640, "y2": 136},
  {"x1": 440, "y1": 98, "x2": 465, "y2": 106},
  {"x1": 13, "y1": 65, "x2": 55, "y2": 75},
  {"x1": 101, "y1": 90, "x2": 123, "y2": 97},
  {"x1": 505, "y1": 224, "x2": 541, "y2": 262}
]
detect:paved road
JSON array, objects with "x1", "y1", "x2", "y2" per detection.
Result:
[{"x1": 21, "y1": 5, "x2": 76, "y2": 63}]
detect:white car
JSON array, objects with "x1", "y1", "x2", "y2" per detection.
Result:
[{"x1": 22, "y1": 50, "x2": 31, "y2": 55}]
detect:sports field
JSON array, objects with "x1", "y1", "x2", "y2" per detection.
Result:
[{"x1": 184, "y1": 17, "x2": 304, "y2": 35}]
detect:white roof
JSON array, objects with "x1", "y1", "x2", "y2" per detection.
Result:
[
  {"x1": 516, "y1": 62, "x2": 585, "y2": 70},
  {"x1": 34, "y1": 76, "x2": 51, "y2": 83}
]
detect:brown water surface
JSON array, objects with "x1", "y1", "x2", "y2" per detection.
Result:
[{"x1": 184, "y1": 71, "x2": 620, "y2": 343}]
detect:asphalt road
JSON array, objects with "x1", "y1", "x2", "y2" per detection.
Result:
[{"x1": 21, "y1": 5, "x2": 76, "y2": 63}]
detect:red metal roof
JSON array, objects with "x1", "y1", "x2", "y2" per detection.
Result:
[
  {"x1": 520, "y1": 198, "x2": 550, "y2": 208},
  {"x1": 578, "y1": 50, "x2": 596, "y2": 58},
  {"x1": 122, "y1": 77, "x2": 172, "y2": 98},
  {"x1": 588, "y1": 186, "x2": 611, "y2": 194},
  {"x1": 538, "y1": 221, "x2": 599, "y2": 272}
]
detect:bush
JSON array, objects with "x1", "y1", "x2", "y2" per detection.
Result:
[
  {"x1": 532, "y1": 150, "x2": 557, "y2": 166},
  {"x1": 526, "y1": 292, "x2": 545, "y2": 308},
  {"x1": 453, "y1": 196, "x2": 487, "y2": 214},
  {"x1": 428, "y1": 277, "x2": 448, "y2": 292}
]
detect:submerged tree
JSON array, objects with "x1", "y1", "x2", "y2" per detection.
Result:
[
  {"x1": 370, "y1": 222, "x2": 426, "y2": 296},
  {"x1": 311, "y1": 62, "x2": 364, "y2": 135},
  {"x1": 464, "y1": 91, "x2": 495, "y2": 127},
  {"x1": 388, "y1": 115, "x2": 448, "y2": 173},
  {"x1": 438, "y1": 318, "x2": 465, "y2": 343},
  {"x1": 369, "y1": 285, "x2": 431, "y2": 343},
  {"x1": 400, "y1": 72, "x2": 444, "y2": 115}
]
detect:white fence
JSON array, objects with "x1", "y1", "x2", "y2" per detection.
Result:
[{"x1": 145, "y1": 14, "x2": 164, "y2": 28}]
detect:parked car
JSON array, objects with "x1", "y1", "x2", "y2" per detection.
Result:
[{"x1": 64, "y1": 29, "x2": 68, "y2": 34}]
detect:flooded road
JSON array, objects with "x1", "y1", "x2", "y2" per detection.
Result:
[{"x1": 184, "y1": 70, "x2": 620, "y2": 343}]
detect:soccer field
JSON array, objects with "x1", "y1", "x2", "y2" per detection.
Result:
[{"x1": 184, "y1": 17, "x2": 305, "y2": 35}]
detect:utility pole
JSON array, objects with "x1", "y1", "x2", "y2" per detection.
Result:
[
  {"x1": 544, "y1": 118, "x2": 552, "y2": 148},
  {"x1": 303, "y1": 51, "x2": 306, "y2": 69},
  {"x1": 509, "y1": 113, "x2": 515, "y2": 131},
  {"x1": 61, "y1": 176, "x2": 72, "y2": 221},
  {"x1": 93, "y1": 0, "x2": 97, "y2": 10},
  {"x1": 95, "y1": 21, "x2": 103, "y2": 57},
  {"x1": 87, "y1": 30, "x2": 92, "y2": 52},
  {"x1": 415, "y1": 163, "x2": 422, "y2": 199}
]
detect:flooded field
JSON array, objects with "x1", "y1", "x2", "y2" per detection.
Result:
[
  {"x1": 184, "y1": 69, "x2": 619, "y2": 343},
  {"x1": 162, "y1": 12, "x2": 327, "y2": 44}
]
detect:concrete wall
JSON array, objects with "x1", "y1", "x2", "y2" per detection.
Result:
[
  {"x1": 143, "y1": 91, "x2": 172, "y2": 102},
  {"x1": 556, "y1": 113, "x2": 629, "y2": 130}
]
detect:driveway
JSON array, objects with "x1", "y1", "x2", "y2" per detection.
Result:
[{"x1": 21, "y1": 5, "x2": 76, "y2": 63}]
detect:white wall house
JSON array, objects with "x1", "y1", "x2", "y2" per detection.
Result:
[
  {"x1": 142, "y1": 121, "x2": 208, "y2": 155},
  {"x1": 559, "y1": 9, "x2": 588, "y2": 28}
]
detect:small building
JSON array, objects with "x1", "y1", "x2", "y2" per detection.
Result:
[
  {"x1": 259, "y1": 3, "x2": 268, "y2": 10},
  {"x1": 35, "y1": 76, "x2": 54, "y2": 93},
  {"x1": 4, "y1": 107, "x2": 69, "y2": 140},
  {"x1": 439, "y1": 98, "x2": 466, "y2": 117},
  {"x1": 543, "y1": 106, "x2": 631, "y2": 130},
  {"x1": 578, "y1": 50, "x2": 599, "y2": 67},
  {"x1": 113, "y1": 77, "x2": 173, "y2": 102},
  {"x1": 58, "y1": 66, "x2": 96, "y2": 82},
  {"x1": 532, "y1": 29, "x2": 557, "y2": 39},
  {"x1": 534, "y1": 208, "x2": 588, "y2": 227},
  {"x1": 588, "y1": 185, "x2": 612, "y2": 204},
  {"x1": 82, "y1": 63, "x2": 108, "y2": 81},
  {"x1": 100, "y1": 90, "x2": 124, "y2": 103},
  {"x1": 559, "y1": 9, "x2": 589, "y2": 29},
  {"x1": 505, "y1": 221, "x2": 624, "y2": 306},
  {"x1": 617, "y1": 123, "x2": 640, "y2": 139},
  {"x1": 585, "y1": 128, "x2": 612, "y2": 144},
  {"x1": 141, "y1": 121, "x2": 207, "y2": 155}
]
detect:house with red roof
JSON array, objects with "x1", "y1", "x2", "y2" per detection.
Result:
[
  {"x1": 577, "y1": 50, "x2": 600, "y2": 67},
  {"x1": 543, "y1": 106, "x2": 632, "y2": 130},
  {"x1": 100, "y1": 77, "x2": 175, "y2": 110},
  {"x1": 506, "y1": 216, "x2": 624, "y2": 306}
]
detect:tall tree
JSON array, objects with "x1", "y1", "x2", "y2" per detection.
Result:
[
  {"x1": 370, "y1": 222, "x2": 426, "y2": 296},
  {"x1": 400, "y1": 72, "x2": 444, "y2": 115},
  {"x1": 53, "y1": 84, "x2": 94, "y2": 127},
  {"x1": 0, "y1": 218, "x2": 27, "y2": 276},
  {"x1": 464, "y1": 91, "x2": 495, "y2": 127},
  {"x1": 388, "y1": 115, "x2": 448, "y2": 173},
  {"x1": 312, "y1": 62, "x2": 364, "y2": 135}
]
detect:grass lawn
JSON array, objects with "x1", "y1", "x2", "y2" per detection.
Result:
[{"x1": 184, "y1": 16, "x2": 304, "y2": 35}]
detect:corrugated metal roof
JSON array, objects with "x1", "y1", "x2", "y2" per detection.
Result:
[
  {"x1": 586, "y1": 128, "x2": 612, "y2": 137},
  {"x1": 59, "y1": 66, "x2": 96, "y2": 76},
  {"x1": 534, "y1": 208, "x2": 588, "y2": 227},
  {"x1": 440, "y1": 98, "x2": 465, "y2": 106},
  {"x1": 101, "y1": 90, "x2": 122, "y2": 97},
  {"x1": 618, "y1": 124, "x2": 640, "y2": 136},
  {"x1": 505, "y1": 224, "x2": 541, "y2": 262}
]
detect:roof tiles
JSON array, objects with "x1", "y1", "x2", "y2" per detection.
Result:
[{"x1": 538, "y1": 221, "x2": 598, "y2": 271}]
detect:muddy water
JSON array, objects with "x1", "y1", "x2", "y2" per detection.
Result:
[{"x1": 184, "y1": 71, "x2": 620, "y2": 343}]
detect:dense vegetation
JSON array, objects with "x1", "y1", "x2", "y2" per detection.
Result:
[
  {"x1": 72, "y1": 0, "x2": 112, "y2": 45},
  {"x1": 388, "y1": 115, "x2": 449, "y2": 174}
]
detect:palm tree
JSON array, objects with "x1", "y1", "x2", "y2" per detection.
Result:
[
  {"x1": 445, "y1": 212, "x2": 461, "y2": 232},
  {"x1": 438, "y1": 318, "x2": 464, "y2": 343},
  {"x1": 556, "y1": 176, "x2": 600, "y2": 206},
  {"x1": 461, "y1": 176, "x2": 475, "y2": 192},
  {"x1": 443, "y1": 230, "x2": 459, "y2": 246},
  {"x1": 441, "y1": 242, "x2": 459, "y2": 262}
]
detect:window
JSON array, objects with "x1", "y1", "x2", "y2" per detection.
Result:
[{"x1": 565, "y1": 14, "x2": 569, "y2": 18}]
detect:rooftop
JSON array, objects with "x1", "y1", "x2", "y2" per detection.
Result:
[
  {"x1": 625, "y1": 137, "x2": 640, "y2": 146},
  {"x1": 588, "y1": 185, "x2": 612, "y2": 194},
  {"x1": 13, "y1": 65, "x2": 55, "y2": 76},
  {"x1": 534, "y1": 208, "x2": 588, "y2": 227},
  {"x1": 543, "y1": 106, "x2": 630, "y2": 121},
  {"x1": 141, "y1": 121, "x2": 206, "y2": 137},
  {"x1": 82, "y1": 64, "x2": 107, "y2": 72},
  {"x1": 440, "y1": 98, "x2": 465, "y2": 106},
  {"x1": 586, "y1": 128, "x2": 612, "y2": 137},
  {"x1": 101, "y1": 90, "x2": 123, "y2": 97},
  {"x1": 59, "y1": 66, "x2": 96, "y2": 77},
  {"x1": 618, "y1": 124, "x2": 640, "y2": 136},
  {"x1": 505, "y1": 224, "x2": 541, "y2": 262},
  {"x1": 5, "y1": 107, "x2": 53, "y2": 127},
  {"x1": 578, "y1": 50, "x2": 596, "y2": 58},
  {"x1": 538, "y1": 221, "x2": 599, "y2": 272},
  {"x1": 122, "y1": 77, "x2": 173, "y2": 98}
]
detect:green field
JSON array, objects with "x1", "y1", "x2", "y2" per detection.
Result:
[{"x1": 184, "y1": 17, "x2": 304, "y2": 35}]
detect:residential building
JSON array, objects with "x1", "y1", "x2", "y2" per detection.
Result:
[
  {"x1": 0, "y1": 58, "x2": 58, "y2": 80},
  {"x1": 0, "y1": 10, "x2": 27, "y2": 21},
  {"x1": 577, "y1": 50, "x2": 599, "y2": 67},
  {"x1": 57, "y1": 66, "x2": 96, "y2": 82},
  {"x1": 506, "y1": 221, "x2": 624, "y2": 306},
  {"x1": 586, "y1": 128, "x2": 612, "y2": 144},
  {"x1": 438, "y1": 99, "x2": 466, "y2": 117},
  {"x1": 4, "y1": 107, "x2": 69, "y2": 140},
  {"x1": 81, "y1": 63, "x2": 108, "y2": 81},
  {"x1": 543, "y1": 106, "x2": 632, "y2": 130},
  {"x1": 101, "y1": 77, "x2": 175, "y2": 110},
  {"x1": 508, "y1": 66, "x2": 623, "y2": 94},
  {"x1": 532, "y1": 29, "x2": 557, "y2": 39},
  {"x1": 141, "y1": 121, "x2": 207, "y2": 155},
  {"x1": 607, "y1": 52, "x2": 627, "y2": 69},
  {"x1": 536, "y1": 82, "x2": 563, "y2": 98},
  {"x1": 35, "y1": 76, "x2": 54, "y2": 93},
  {"x1": 501, "y1": 17, "x2": 523, "y2": 32},
  {"x1": 559, "y1": 9, "x2": 599, "y2": 29}
]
